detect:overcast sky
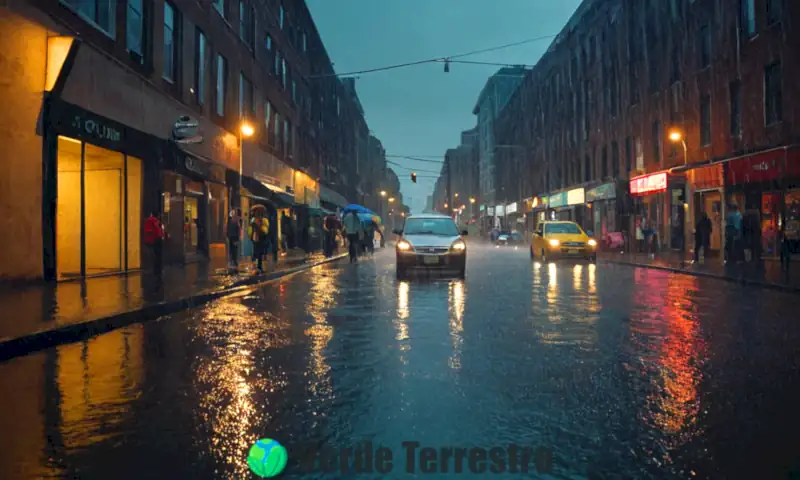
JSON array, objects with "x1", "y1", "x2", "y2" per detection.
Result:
[{"x1": 306, "y1": 0, "x2": 582, "y2": 214}]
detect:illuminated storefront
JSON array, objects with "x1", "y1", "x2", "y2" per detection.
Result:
[
  {"x1": 44, "y1": 98, "x2": 159, "y2": 280},
  {"x1": 586, "y1": 182, "x2": 618, "y2": 239},
  {"x1": 547, "y1": 188, "x2": 589, "y2": 228},
  {"x1": 630, "y1": 171, "x2": 687, "y2": 252},
  {"x1": 686, "y1": 163, "x2": 724, "y2": 254}
]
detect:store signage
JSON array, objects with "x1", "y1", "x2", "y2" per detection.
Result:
[
  {"x1": 487, "y1": 207, "x2": 495, "y2": 215},
  {"x1": 630, "y1": 172, "x2": 667, "y2": 196},
  {"x1": 726, "y1": 150, "x2": 783, "y2": 185},
  {"x1": 566, "y1": 188, "x2": 585, "y2": 206},
  {"x1": 586, "y1": 183, "x2": 616, "y2": 202},
  {"x1": 506, "y1": 202, "x2": 518, "y2": 214},
  {"x1": 479, "y1": 205, "x2": 485, "y2": 212},
  {"x1": 495, "y1": 205, "x2": 505, "y2": 216},
  {"x1": 172, "y1": 116, "x2": 204, "y2": 144},
  {"x1": 184, "y1": 155, "x2": 210, "y2": 177},
  {"x1": 71, "y1": 114, "x2": 121, "y2": 143},
  {"x1": 254, "y1": 173, "x2": 282, "y2": 188},
  {"x1": 549, "y1": 192, "x2": 567, "y2": 208}
]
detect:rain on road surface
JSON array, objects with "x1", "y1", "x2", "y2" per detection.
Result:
[{"x1": 2, "y1": 244, "x2": 800, "y2": 479}]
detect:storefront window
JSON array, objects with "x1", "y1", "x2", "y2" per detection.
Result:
[
  {"x1": 56, "y1": 136, "x2": 143, "y2": 279},
  {"x1": 207, "y1": 183, "x2": 228, "y2": 245}
]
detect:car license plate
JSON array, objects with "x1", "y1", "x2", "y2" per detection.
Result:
[
  {"x1": 568, "y1": 249, "x2": 579, "y2": 254},
  {"x1": 423, "y1": 256, "x2": 439, "y2": 265}
]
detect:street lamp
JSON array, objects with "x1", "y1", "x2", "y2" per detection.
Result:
[
  {"x1": 380, "y1": 190, "x2": 387, "y2": 197},
  {"x1": 668, "y1": 128, "x2": 688, "y2": 166},
  {"x1": 238, "y1": 121, "x2": 255, "y2": 207},
  {"x1": 388, "y1": 197, "x2": 395, "y2": 203}
]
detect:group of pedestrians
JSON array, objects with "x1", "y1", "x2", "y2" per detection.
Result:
[{"x1": 341, "y1": 210, "x2": 380, "y2": 263}]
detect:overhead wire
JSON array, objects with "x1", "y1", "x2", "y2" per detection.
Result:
[
  {"x1": 386, "y1": 160, "x2": 441, "y2": 174},
  {"x1": 305, "y1": 33, "x2": 556, "y2": 79}
]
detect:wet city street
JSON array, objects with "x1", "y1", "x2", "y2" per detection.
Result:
[{"x1": 2, "y1": 244, "x2": 800, "y2": 479}]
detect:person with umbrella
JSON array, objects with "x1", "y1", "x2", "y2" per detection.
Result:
[
  {"x1": 342, "y1": 209, "x2": 364, "y2": 263},
  {"x1": 248, "y1": 204, "x2": 270, "y2": 273}
]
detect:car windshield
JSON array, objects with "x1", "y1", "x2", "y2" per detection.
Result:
[
  {"x1": 403, "y1": 218, "x2": 459, "y2": 236},
  {"x1": 545, "y1": 223, "x2": 582, "y2": 235}
]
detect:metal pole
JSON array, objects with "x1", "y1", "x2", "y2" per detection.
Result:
[{"x1": 238, "y1": 130, "x2": 243, "y2": 208}]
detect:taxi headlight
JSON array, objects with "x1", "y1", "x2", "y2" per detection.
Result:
[
  {"x1": 451, "y1": 240, "x2": 466, "y2": 251},
  {"x1": 397, "y1": 240, "x2": 412, "y2": 251},
  {"x1": 588, "y1": 239, "x2": 597, "y2": 247},
  {"x1": 548, "y1": 239, "x2": 560, "y2": 247}
]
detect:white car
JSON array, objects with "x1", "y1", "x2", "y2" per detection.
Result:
[{"x1": 393, "y1": 214, "x2": 467, "y2": 278}]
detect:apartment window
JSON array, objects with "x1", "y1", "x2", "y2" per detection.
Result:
[
  {"x1": 291, "y1": 80, "x2": 297, "y2": 104},
  {"x1": 274, "y1": 112, "x2": 281, "y2": 152},
  {"x1": 741, "y1": 0, "x2": 756, "y2": 37},
  {"x1": 699, "y1": 25, "x2": 711, "y2": 69},
  {"x1": 194, "y1": 29, "x2": 207, "y2": 105},
  {"x1": 284, "y1": 119, "x2": 291, "y2": 157},
  {"x1": 584, "y1": 155, "x2": 591, "y2": 182},
  {"x1": 281, "y1": 58, "x2": 287, "y2": 89},
  {"x1": 63, "y1": 0, "x2": 116, "y2": 37},
  {"x1": 700, "y1": 94, "x2": 711, "y2": 145},
  {"x1": 625, "y1": 137, "x2": 632, "y2": 174},
  {"x1": 163, "y1": 3, "x2": 177, "y2": 82},
  {"x1": 764, "y1": 62, "x2": 782, "y2": 125},
  {"x1": 264, "y1": 102, "x2": 273, "y2": 143},
  {"x1": 274, "y1": 51, "x2": 281, "y2": 77},
  {"x1": 652, "y1": 121, "x2": 661, "y2": 165},
  {"x1": 239, "y1": 1, "x2": 247, "y2": 42},
  {"x1": 216, "y1": 54, "x2": 227, "y2": 116},
  {"x1": 213, "y1": 0, "x2": 225, "y2": 18},
  {"x1": 629, "y1": 63, "x2": 640, "y2": 105},
  {"x1": 126, "y1": 0, "x2": 145, "y2": 62},
  {"x1": 279, "y1": 5, "x2": 284, "y2": 29},
  {"x1": 729, "y1": 80, "x2": 741, "y2": 136},
  {"x1": 767, "y1": 0, "x2": 782, "y2": 25}
]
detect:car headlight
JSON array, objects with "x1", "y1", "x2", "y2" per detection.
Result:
[
  {"x1": 548, "y1": 239, "x2": 560, "y2": 247},
  {"x1": 588, "y1": 239, "x2": 597, "y2": 247},
  {"x1": 451, "y1": 240, "x2": 466, "y2": 251},
  {"x1": 397, "y1": 240, "x2": 412, "y2": 251}
]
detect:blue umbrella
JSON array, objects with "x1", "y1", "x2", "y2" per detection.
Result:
[{"x1": 341, "y1": 204, "x2": 375, "y2": 215}]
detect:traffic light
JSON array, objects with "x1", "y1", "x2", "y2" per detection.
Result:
[{"x1": 410, "y1": 172, "x2": 417, "y2": 183}]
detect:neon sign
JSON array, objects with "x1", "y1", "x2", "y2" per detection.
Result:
[{"x1": 630, "y1": 172, "x2": 667, "y2": 195}]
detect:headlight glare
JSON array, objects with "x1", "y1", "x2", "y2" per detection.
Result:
[
  {"x1": 548, "y1": 239, "x2": 560, "y2": 247},
  {"x1": 451, "y1": 240, "x2": 466, "y2": 251},
  {"x1": 397, "y1": 241, "x2": 412, "y2": 251},
  {"x1": 588, "y1": 239, "x2": 597, "y2": 247}
]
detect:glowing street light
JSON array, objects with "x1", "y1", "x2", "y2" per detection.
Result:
[
  {"x1": 388, "y1": 197, "x2": 395, "y2": 203},
  {"x1": 237, "y1": 121, "x2": 255, "y2": 208},
  {"x1": 240, "y1": 122, "x2": 255, "y2": 137},
  {"x1": 469, "y1": 197, "x2": 476, "y2": 204},
  {"x1": 380, "y1": 190, "x2": 387, "y2": 197},
  {"x1": 667, "y1": 127, "x2": 688, "y2": 165}
]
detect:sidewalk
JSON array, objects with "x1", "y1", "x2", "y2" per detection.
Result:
[
  {"x1": 599, "y1": 250, "x2": 800, "y2": 293},
  {"x1": 0, "y1": 248, "x2": 348, "y2": 360}
]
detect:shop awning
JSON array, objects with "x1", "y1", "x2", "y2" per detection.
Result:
[
  {"x1": 241, "y1": 175, "x2": 294, "y2": 208},
  {"x1": 319, "y1": 184, "x2": 348, "y2": 208}
]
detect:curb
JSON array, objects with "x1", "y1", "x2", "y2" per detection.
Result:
[
  {"x1": 0, "y1": 253, "x2": 348, "y2": 362},
  {"x1": 600, "y1": 258, "x2": 800, "y2": 295}
]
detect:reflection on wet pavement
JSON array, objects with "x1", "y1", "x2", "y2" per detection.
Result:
[{"x1": 2, "y1": 245, "x2": 800, "y2": 479}]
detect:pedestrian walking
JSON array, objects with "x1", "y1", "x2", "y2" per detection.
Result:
[
  {"x1": 144, "y1": 211, "x2": 165, "y2": 277},
  {"x1": 342, "y1": 210, "x2": 363, "y2": 263},
  {"x1": 280, "y1": 211, "x2": 291, "y2": 253},
  {"x1": 249, "y1": 206, "x2": 270, "y2": 273},
  {"x1": 694, "y1": 212, "x2": 712, "y2": 263},
  {"x1": 226, "y1": 209, "x2": 241, "y2": 269},
  {"x1": 725, "y1": 204, "x2": 743, "y2": 264}
]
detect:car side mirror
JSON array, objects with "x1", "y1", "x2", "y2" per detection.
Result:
[
  {"x1": 392, "y1": 229, "x2": 402, "y2": 235},
  {"x1": 586, "y1": 230, "x2": 594, "y2": 237},
  {"x1": 461, "y1": 230, "x2": 468, "y2": 236}
]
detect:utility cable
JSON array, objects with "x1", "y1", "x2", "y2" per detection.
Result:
[
  {"x1": 386, "y1": 160, "x2": 441, "y2": 174},
  {"x1": 305, "y1": 34, "x2": 556, "y2": 79}
]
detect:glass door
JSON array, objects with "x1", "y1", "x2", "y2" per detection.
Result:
[
  {"x1": 184, "y1": 196, "x2": 199, "y2": 254},
  {"x1": 55, "y1": 136, "x2": 142, "y2": 279}
]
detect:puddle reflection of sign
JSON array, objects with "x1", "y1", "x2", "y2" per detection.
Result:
[{"x1": 630, "y1": 172, "x2": 667, "y2": 196}]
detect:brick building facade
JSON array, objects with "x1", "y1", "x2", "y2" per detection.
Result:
[
  {"x1": 494, "y1": 0, "x2": 800, "y2": 255},
  {"x1": 0, "y1": 0, "x2": 380, "y2": 281}
]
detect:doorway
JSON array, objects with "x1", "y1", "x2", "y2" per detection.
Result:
[
  {"x1": 184, "y1": 196, "x2": 199, "y2": 254},
  {"x1": 55, "y1": 136, "x2": 143, "y2": 279}
]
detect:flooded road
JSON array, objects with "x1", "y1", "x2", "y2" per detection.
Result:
[{"x1": 2, "y1": 245, "x2": 800, "y2": 479}]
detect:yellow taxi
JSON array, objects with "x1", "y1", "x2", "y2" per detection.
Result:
[{"x1": 530, "y1": 221, "x2": 597, "y2": 263}]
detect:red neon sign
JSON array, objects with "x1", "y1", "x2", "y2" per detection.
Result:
[{"x1": 630, "y1": 172, "x2": 667, "y2": 196}]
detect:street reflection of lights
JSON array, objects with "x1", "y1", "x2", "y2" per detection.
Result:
[
  {"x1": 588, "y1": 263, "x2": 596, "y2": 294},
  {"x1": 304, "y1": 268, "x2": 341, "y2": 399},
  {"x1": 573, "y1": 264, "x2": 583, "y2": 290},
  {"x1": 547, "y1": 262, "x2": 558, "y2": 308},
  {"x1": 395, "y1": 281, "x2": 410, "y2": 358},
  {"x1": 56, "y1": 327, "x2": 144, "y2": 451},
  {"x1": 532, "y1": 261, "x2": 542, "y2": 285},
  {"x1": 448, "y1": 281, "x2": 465, "y2": 370}
]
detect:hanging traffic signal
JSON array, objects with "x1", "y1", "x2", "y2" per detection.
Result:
[{"x1": 410, "y1": 172, "x2": 417, "y2": 183}]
